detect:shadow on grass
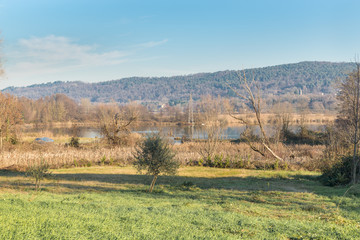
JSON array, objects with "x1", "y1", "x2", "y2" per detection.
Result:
[
  {"x1": 0, "y1": 169, "x2": 353, "y2": 199},
  {"x1": 0, "y1": 170, "x2": 25, "y2": 177},
  {"x1": 49, "y1": 172, "x2": 331, "y2": 195},
  {"x1": 49, "y1": 174, "x2": 360, "y2": 216},
  {"x1": 2, "y1": 170, "x2": 359, "y2": 216}
]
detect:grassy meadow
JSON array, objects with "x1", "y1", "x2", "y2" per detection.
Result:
[{"x1": 0, "y1": 166, "x2": 359, "y2": 239}]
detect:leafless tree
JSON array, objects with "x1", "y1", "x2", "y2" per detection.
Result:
[
  {"x1": 227, "y1": 71, "x2": 283, "y2": 161},
  {"x1": 0, "y1": 93, "x2": 23, "y2": 149},
  {"x1": 271, "y1": 101, "x2": 293, "y2": 143},
  {"x1": 98, "y1": 102, "x2": 139, "y2": 145},
  {"x1": 337, "y1": 63, "x2": 360, "y2": 184},
  {"x1": 196, "y1": 95, "x2": 227, "y2": 160}
]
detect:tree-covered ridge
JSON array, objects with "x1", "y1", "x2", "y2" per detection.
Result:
[{"x1": 3, "y1": 61, "x2": 355, "y2": 103}]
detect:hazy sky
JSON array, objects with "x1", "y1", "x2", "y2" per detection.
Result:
[{"x1": 1, "y1": 0, "x2": 360, "y2": 89}]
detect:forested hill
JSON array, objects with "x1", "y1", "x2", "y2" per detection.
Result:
[{"x1": 2, "y1": 61, "x2": 356, "y2": 103}]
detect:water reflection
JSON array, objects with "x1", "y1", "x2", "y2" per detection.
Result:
[{"x1": 24, "y1": 124, "x2": 326, "y2": 141}]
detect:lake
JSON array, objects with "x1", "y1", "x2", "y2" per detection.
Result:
[{"x1": 24, "y1": 124, "x2": 326, "y2": 143}]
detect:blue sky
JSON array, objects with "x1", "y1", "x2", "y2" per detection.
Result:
[{"x1": 0, "y1": 0, "x2": 360, "y2": 88}]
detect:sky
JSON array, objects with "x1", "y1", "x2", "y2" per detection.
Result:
[{"x1": 0, "y1": 0, "x2": 360, "y2": 89}]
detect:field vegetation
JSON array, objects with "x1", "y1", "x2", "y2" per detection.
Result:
[
  {"x1": 0, "y1": 137, "x2": 325, "y2": 172},
  {"x1": 0, "y1": 166, "x2": 359, "y2": 239}
]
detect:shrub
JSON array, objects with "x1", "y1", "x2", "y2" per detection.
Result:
[
  {"x1": 100, "y1": 155, "x2": 106, "y2": 165},
  {"x1": 133, "y1": 134, "x2": 179, "y2": 193},
  {"x1": 26, "y1": 160, "x2": 51, "y2": 190},
  {"x1": 69, "y1": 137, "x2": 80, "y2": 148},
  {"x1": 204, "y1": 156, "x2": 214, "y2": 167},
  {"x1": 9, "y1": 136, "x2": 18, "y2": 145},
  {"x1": 320, "y1": 155, "x2": 359, "y2": 186}
]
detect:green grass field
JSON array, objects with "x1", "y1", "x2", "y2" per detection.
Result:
[{"x1": 0, "y1": 167, "x2": 359, "y2": 239}]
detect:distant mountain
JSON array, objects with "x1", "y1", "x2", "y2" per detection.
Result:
[{"x1": 2, "y1": 61, "x2": 356, "y2": 103}]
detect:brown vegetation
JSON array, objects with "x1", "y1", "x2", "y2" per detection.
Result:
[{"x1": 0, "y1": 139, "x2": 325, "y2": 172}]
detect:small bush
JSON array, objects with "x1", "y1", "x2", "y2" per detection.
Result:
[
  {"x1": 109, "y1": 156, "x2": 114, "y2": 165},
  {"x1": 100, "y1": 155, "x2": 106, "y2": 165},
  {"x1": 320, "y1": 155, "x2": 359, "y2": 186},
  {"x1": 133, "y1": 134, "x2": 179, "y2": 193},
  {"x1": 204, "y1": 156, "x2": 214, "y2": 167},
  {"x1": 69, "y1": 137, "x2": 80, "y2": 148},
  {"x1": 26, "y1": 160, "x2": 51, "y2": 190},
  {"x1": 9, "y1": 136, "x2": 18, "y2": 145},
  {"x1": 198, "y1": 158, "x2": 204, "y2": 166}
]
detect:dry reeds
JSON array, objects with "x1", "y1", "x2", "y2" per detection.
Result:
[
  {"x1": 173, "y1": 142, "x2": 325, "y2": 171},
  {"x1": 0, "y1": 140, "x2": 325, "y2": 172},
  {"x1": 0, "y1": 143, "x2": 134, "y2": 171}
]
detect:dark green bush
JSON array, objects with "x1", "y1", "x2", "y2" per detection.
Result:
[
  {"x1": 319, "y1": 155, "x2": 359, "y2": 186},
  {"x1": 133, "y1": 134, "x2": 179, "y2": 192},
  {"x1": 69, "y1": 137, "x2": 80, "y2": 148}
]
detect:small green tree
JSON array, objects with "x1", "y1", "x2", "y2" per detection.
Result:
[
  {"x1": 133, "y1": 134, "x2": 179, "y2": 193},
  {"x1": 26, "y1": 159, "x2": 51, "y2": 191}
]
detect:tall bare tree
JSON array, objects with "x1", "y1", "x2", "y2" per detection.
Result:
[
  {"x1": 337, "y1": 63, "x2": 360, "y2": 184},
  {"x1": 271, "y1": 101, "x2": 293, "y2": 143},
  {"x1": 227, "y1": 71, "x2": 283, "y2": 161},
  {"x1": 196, "y1": 95, "x2": 226, "y2": 160}
]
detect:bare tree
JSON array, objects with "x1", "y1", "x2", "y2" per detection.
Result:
[
  {"x1": 227, "y1": 72, "x2": 283, "y2": 161},
  {"x1": 271, "y1": 101, "x2": 293, "y2": 143},
  {"x1": 0, "y1": 93, "x2": 23, "y2": 149},
  {"x1": 98, "y1": 102, "x2": 138, "y2": 145},
  {"x1": 196, "y1": 95, "x2": 226, "y2": 160},
  {"x1": 337, "y1": 63, "x2": 360, "y2": 184}
]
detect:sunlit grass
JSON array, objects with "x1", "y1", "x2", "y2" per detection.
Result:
[{"x1": 0, "y1": 167, "x2": 359, "y2": 239}]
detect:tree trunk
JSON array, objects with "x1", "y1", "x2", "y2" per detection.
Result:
[
  {"x1": 149, "y1": 175, "x2": 158, "y2": 193},
  {"x1": 352, "y1": 64, "x2": 360, "y2": 185}
]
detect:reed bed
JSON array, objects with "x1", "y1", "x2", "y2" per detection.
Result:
[
  {"x1": 0, "y1": 144, "x2": 133, "y2": 171},
  {"x1": 0, "y1": 140, "x2": 325, "y2": 172},
  {"x1": 174, "y1": 142, "x2": 325, "y2": 171}
]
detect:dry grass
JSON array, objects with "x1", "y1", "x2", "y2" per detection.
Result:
[
  {"x1": 174, "y1": 142, "x2": 325, "y2": 171},
  {"x1": 0, "y1": 143, "x2": 134, "y2": 171},
  {"x1": 222, "y1": 113, "x2": 336, "y2": 125},
  {"x1": 0, "y1": 139, "x2": 325, "y2": 172}
]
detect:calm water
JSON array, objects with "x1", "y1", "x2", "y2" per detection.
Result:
[{"x1": 24, "y1": 124, "x2": 326, "y2": 142}]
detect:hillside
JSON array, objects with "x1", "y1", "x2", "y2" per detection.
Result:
[{"x1": 2, "y1": 61, "x2": 356, "y2": 103}]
